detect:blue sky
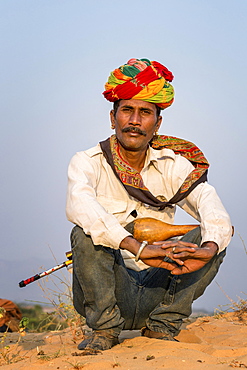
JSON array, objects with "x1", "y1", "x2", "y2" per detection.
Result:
[{"x1": 1, "y1": 0, "x2": 246, "y2": 311}]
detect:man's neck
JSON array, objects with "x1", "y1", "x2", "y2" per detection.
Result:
[{"x1": 119, "y1": 145, "x2": 148, "y2": 172}]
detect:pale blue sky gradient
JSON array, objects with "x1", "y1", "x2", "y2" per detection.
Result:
[{"x1": 1, "y1": 0, "x2": 246, "y2": 311}]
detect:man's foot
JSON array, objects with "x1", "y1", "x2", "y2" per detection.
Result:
[
  {"x1": 141, "y1": 327, "x2": 179, "y2": 342},
  {"x1": 78, "y1": 330, "x2": 119, "y2": 351}
]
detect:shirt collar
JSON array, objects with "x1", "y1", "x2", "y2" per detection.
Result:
[{"x1": 144, "y1": 145, "x2": 175, "y2": 172}]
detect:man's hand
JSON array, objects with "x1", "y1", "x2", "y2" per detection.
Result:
[
  {"x1": 139, "y1": 240, "x2": 197, "y2": 270},
  {"x1": 155, "y1": 240, "x2": 218, "y2": 275},
  {"x1": 120, "y1": 236, "x2": 218, "y2": 274},
  {"x1": 120, "y1": 236, "x2": 180, "y2": 270}
]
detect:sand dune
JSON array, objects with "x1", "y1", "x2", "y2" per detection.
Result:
[{"x1": 0, "y1": 311, "x2": 247, "y2": 369}]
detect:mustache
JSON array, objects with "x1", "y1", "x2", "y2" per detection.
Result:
[{"x1": 122, "y1": 126, "x2": 147, "y2": 136}]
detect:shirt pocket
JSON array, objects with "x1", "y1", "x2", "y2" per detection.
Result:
[{"x1": 96, "y1": 195, "x2": 128, "y2": 216}]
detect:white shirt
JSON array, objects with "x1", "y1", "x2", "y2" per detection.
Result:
[{"x1": 66, "y1": 143, "x2": 232, "y2": 271}]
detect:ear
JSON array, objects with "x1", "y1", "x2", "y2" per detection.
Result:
[
  {"x1": 155, "y1": 115, "x2": 162, "y2": 132},
  {"x1": 110, "y1": 110, "x2": 115, "y2": 129}
]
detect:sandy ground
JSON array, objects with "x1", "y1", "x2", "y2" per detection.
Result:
[{"x1": 0, "y1": 311, "x2": 247, "y2": 370}]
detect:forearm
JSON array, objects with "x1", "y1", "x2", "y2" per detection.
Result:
[{"x1": 180, "y1": 183, "x2": 232, "y2": 252}]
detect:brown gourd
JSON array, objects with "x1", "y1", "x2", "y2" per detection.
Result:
[{"x1": 125, "y1": 217, "x2": 198, "y2": 244}]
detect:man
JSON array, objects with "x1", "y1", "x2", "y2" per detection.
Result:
[{"x1": 66, "y1": 58, "x2": 232, "y2": 351}]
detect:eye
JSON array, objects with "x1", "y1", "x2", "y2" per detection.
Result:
[
  {"x1": 121, "y1": 107, "x2": 131, "y2": 112},
  {"x1": 141, "y1": 109, "x2": 152, "y2": 115}
]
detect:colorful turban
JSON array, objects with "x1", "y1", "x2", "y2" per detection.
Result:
[{"x1": 103, "y1": 58, "x2": 174, "y2": 109}]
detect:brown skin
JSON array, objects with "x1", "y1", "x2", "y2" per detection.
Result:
[
  {"x1": 111, "y1": 99, "x2": 218, "y2": 275},
  {"x1": 110, "y1": 99, "x2": 162, "y2": 172}
]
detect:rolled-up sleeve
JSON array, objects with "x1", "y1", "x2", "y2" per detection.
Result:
[{"x1": 66, "y1": 152, "x2": 131, "y2": 249}]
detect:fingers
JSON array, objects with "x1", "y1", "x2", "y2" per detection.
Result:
[
  {"x1": 153, "y1": 240, "x2": 197, "y2": 250},
  {"x1": 172, "y1": 247, "x2": 214, "y2": 260},
  {"x1": 172, "y1": 250, "x2": 196, "y2": 259},
  {"x1": 156, "y1": 260, "x2": 179, "y2": 270},
  {"x1": 153, "y1": 240, "x2": 197, "y2": 247},
  {"x1": 170, "y1": 266, "x2": 188, "y2": 275},
  {"x1": 143, "y1": 244, "x2": 185, "y2": 260},
  {"x1": 141, "y1": 244, "x2": 196, "y2": 265},
  {"x1": 140, "y1": 257, "x2": 179, "y2": 270},
  {"x1": 162, "y1": 245, "x2": 197, "y2": 255}
]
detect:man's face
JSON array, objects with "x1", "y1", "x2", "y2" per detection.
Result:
[{"x1": 110, "y1": 100, "x2": 162, "y2": 152}]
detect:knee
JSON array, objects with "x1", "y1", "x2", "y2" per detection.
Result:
[
  {"x1": 70, "y1": 225, "x2": 104, "y2": 261},
  {"x1": 70, "y1": 225, "x2": 121, "y2": 265},
  {"x1": 70, "y1": 225, "x2": 88, "y2": 249}
]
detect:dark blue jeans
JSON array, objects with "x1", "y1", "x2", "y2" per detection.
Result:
[{"x1": 71, "y1": 226, "x2": 226, "y2": 337}]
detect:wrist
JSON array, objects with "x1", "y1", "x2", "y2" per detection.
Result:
[
  {"x1": 201, "y1": 241, "x2": 219, "y2": 255},
  {"x1": 119, "y1": 236, "x2": 141, "y2": 255}
]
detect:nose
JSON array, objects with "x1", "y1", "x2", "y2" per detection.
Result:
[{"x1": 129, "y1": 110, "x2": 141, "y2": 125}]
